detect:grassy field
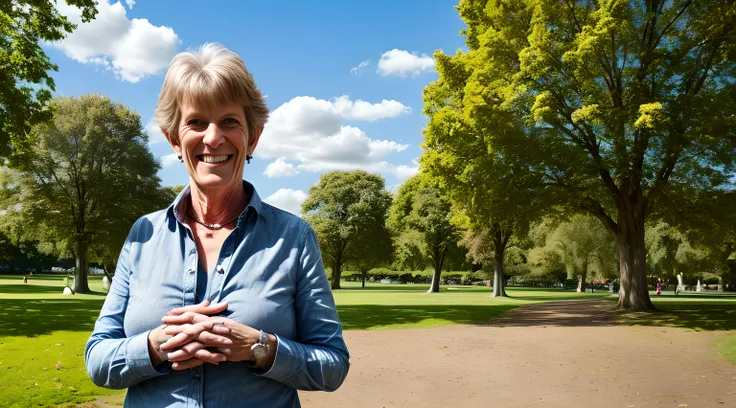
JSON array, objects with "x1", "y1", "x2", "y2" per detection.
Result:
[{"x1": 0, "y1": 274, "x2": 734, "y2": 407}]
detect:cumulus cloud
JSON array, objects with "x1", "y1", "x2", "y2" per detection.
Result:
[
  {"x1": 125, "y1": 0, "x2": 135, "y2": 8},
  {"x1": 264, "y1": 189, "x2": 308, "y2": 216},
  {"x1": 377, "y1": 49, "x2": 435, "y2": 77},
  {"x1": 52, "y1": 1, "x2": 180, "y2": 83},
  {"x1": 263, "y1": 157, "x2": 300, "y2": 178},
  {"x1": 350, "y1": 60, "x2": 369, "y2": 75},
  {"x1": 145, "y1": 119, "x2": 167, "y2": 145},
  {"x1": 160, "y1": 153, "x2": 179, "y2": 168},
  {"x1": 257, "y1": 96, "x2": 411, "y2": 173},
  {"x1": 394, "y1": 162, "x2": 420, "y2": 183}
]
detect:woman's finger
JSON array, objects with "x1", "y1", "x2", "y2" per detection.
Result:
[
  {"x1": 193, "y1": 348, "x2": 228, "y2": 364},
  {"x1": 166, "y1": 341, "x2": 206, "y2": 362},
  {"x1": 166, "y1": 300, "x2": 228, "y2": 316},
  {"x1": 160, "y1": 320, "x2": 229, "y2": 351},
  {"x1": 171, "y1": 358, "x2": 205, "y2": 371}
]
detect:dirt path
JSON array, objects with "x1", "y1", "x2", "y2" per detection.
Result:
[{"x1": 300, "y1": 300, "x2": 736, "y2": 408}]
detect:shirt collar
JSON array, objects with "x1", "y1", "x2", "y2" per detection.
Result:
[{"x1": 170, "y1": 180, "x2": 263, "y2": 226}]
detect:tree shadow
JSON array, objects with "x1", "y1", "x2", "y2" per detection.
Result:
[
  {"x1": 0, "y1": 298, "x2": 105, "y2": 337},
  {"x1": 336, "y1": 304, "x2": 518, "y2": 330},
  {"x1": 485, "y1": 299, "x2": 736, "y2": 331},
  {"x1": 0, "y1": 284, "x2": 62, "y2": 294}
]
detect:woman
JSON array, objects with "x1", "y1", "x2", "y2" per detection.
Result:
[{"x1": 85, "y1": 43, "x2": 350, "y2": 407}]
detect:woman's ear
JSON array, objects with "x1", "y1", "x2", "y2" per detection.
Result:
[
  {"x1": 247, "y1": 127, "x2": 264, "y2": 155},
  {"x1": 164, "y1": 128, "x2": 181, "y2": 155}
]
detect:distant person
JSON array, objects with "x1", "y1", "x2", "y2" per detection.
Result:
[
  {"x1": 85, "y1": 43, "x2": 350, "y2": 407},
  {"x1": 656, "y1": 278, "x2": 662, "y2": 295}
]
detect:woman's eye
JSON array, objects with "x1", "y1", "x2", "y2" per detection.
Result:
[
  {"x1": 187, "y1": 119, "x2": 205, "y2": 127},
  {"x1": 222, "y1": 118, "x2": 239, "y2": 125}
]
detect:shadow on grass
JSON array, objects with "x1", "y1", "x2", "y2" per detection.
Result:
[
  {"x1": 623, "y1": 300, "x2": 736, "y2": 332},
  {"x1": 0, "y1": 284, "x2": 64, "y2": 294},
  {"x1": 337, "y1": 304, "x2": 518, "y2": 330},
  {"x1": 0, "y1": 298, "x2": 105, "y2": 337}
]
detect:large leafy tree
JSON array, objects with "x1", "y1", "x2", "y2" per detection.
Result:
[
  {"x1": 433, "y1": 0, "x2": 736, "y2": 309},
  {"x1": 1, "y1": 0, "x2": 97, "y2": 156},
  {"x1": 388, "y1": 174, "x2": 462, "y2": 293},
  {"x1": 302, "y1": 170, "x2": 393, "y2": 290},
  {"x1": 422, "y1": 53, "x2": 547, "y2": 297},
  {"x1": 2, "y1": 95, "x2": 167, "y2": 293},
  {"x1": 530, "y1": 214, "x2": 617, "y2": 292}
]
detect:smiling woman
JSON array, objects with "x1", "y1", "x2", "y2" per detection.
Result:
[{"x1": 84, "y1": 43, "x2": 350, "y2": 408}]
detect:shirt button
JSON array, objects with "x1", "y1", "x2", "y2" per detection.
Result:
[{"x1": 216, "y1": 265, "x2": 225, "y2": 274}]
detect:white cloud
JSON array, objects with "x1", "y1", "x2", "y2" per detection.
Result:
[
  {"x1": 264, "y1": 189, "x2": 308, "y2": 216},
  {"x1": 257, "y1": 96, "x2": 411, "y2": 173},
  {"x1": 145, "y1": 119, "x2": 167, "y2": 145},
  {"x1": 394, "y1": 162, "x2": 420, "y2": 182},
  {"x1": 125, "y1": 0, "x2": 135, "y2": 8},
  {"x1": 350, "y1": 60, "x2": 369, "y2": 75},
  {"x1": 161, "y1": 153, "x2": 179, "y2": 168},
  {"x1": 52, "y1": 1, "x2": 180, "y2": 83},
  {"x1": 264, "y1": 157, "x2": 300, "y2": 178},
  {"x1": 377, "y1": 49, "x2": 435, "y2": 77}
]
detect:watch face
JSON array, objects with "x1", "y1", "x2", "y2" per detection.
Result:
[{"x1": 252, "y1": 344, "x2": 268, "y2": 360}]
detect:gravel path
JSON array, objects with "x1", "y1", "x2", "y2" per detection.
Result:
[{"x1": 300, "y1": 300, "x2": 736, "y2": 408}]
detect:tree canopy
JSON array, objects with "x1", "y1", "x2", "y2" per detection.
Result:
[
  {"x1": 388, "y1": 174, "x2": 462, "y2": 293},
  {"x1": 426, "y1": 0, "x2": 736, "y2": 309},
  {"x1": 302, "y1": 170, "x2": 393, "y2": 289},
  {"x1": 0, "y1": 94, "x2": 169, "y2": 293},
  {"x1": 1, "y1": 0, "x2": 97, "y2": 157}
]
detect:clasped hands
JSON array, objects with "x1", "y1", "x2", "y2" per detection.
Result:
[{"x1": 147, "y1": 300, "x2": 269, "y2": 371}]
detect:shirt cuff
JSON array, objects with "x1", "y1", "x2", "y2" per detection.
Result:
[
  {"x1": 251, "y1": 335, "x2": 301, "y2": 383},
  {"x1": 125, "y1": 330, "x2": 170, "y2": 379}
]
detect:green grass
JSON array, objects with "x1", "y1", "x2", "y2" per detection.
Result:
[
  {"x1": 0, "y1": 275, "x2": 119, "y2": 408},
  {"x1": 717, "y1": 334, "x2": 736, "y2": 365},
  {"x1": 623, "y1": 292, "x2": 736, "y2": 331},
  {"x1": 0, "y1": 275, "x2": 734, "y2": 407}
]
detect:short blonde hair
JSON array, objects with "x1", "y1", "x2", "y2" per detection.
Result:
[{"x1": 154, "y1": 42, "x2": 269, "y2": 142}]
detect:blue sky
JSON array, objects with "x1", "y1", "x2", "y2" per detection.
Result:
[{"x1": 44, "y1": 0, "x2": 466, "y2": 214}]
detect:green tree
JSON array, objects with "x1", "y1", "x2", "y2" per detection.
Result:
[
  {"x1": 1, "y1": 0, "x2": 97, "y2": 156},
  {"x1": 421, "y1": 47, "x2": 547, "y2": 297},
  {"x1": 3, "y1": 95, "x2": 166, "y2": 293},
  {"x1": 433, "y1": 0, "x2": 736, "y2": 309},
  {"x1": 302, "y1": 170, "x2": 393, "y2": 290},
  {"x1": 388, "y1": 174, "x2": 462, "y2": 293},
  {"x1": 645, "y1": 221, "x2": 711, "y2": 287},
  {"x1": 536, "y1": 214, "x2": 617, "y2": 292}
]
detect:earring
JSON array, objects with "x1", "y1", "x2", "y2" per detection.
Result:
[
  {"x1": 246, "y1": 154, "x2": 253, "y2": 164},
  {"x1": 177, "y1": 154, "x2": 183, "y2": 162}
]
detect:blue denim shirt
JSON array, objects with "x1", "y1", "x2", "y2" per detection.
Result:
[{"x1": 85, "y1": 181, "x2": 350, "y2": 407}]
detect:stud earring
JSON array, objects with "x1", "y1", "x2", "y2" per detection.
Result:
[
  {"x1": 177, "y1": 154, "x2": 183, "y2": 162},
  {"x1": 246, "y1": 154, "x2": 253, "y2": 164}
]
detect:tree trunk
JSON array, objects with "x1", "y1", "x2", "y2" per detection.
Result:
[
  {"x1": 427, "y1": 246, "x2": 447, "y2": 293},
  {"x1": 491, "y1": 251, "x2": 507, "y2": 297},
  {"x1": 74, "y1": 239, "x2": 91, "y2": 293},
  {"x1": 331, "y1": 251, "x2": 342, "y2": 290},
  {"x1": 490, "y1": 229, "x2": 508, "y2": 297},
  {"x1": 615, "y1": 204, "x2": 654, "y2": 310}
]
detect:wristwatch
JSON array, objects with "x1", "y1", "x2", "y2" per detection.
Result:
[{"x1": 250, "y1": 330, "x2": 270, "y2": 361}]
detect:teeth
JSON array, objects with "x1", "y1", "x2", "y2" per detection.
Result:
[{"x1": 201, "y1": 155, "x2": 229, "y2": 163}]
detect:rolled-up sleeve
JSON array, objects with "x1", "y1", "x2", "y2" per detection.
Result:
[
  {"x1": 84, "y1": 221, "x2": 168, "y2": 389},
  {"x1": 256, "y1": 225, "x2": 350, "y2": 391}
]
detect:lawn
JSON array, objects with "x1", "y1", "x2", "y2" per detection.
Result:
[{"x1": 0, "y1": 274, "x2": 734, "y2": 407}]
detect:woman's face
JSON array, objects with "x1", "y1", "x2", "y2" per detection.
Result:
[{"x1": 172, "y1": 99, "x2": 261, "y2": 191}]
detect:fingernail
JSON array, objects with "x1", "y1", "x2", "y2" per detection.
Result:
[{"x1": 221, "y1": 348, "x2": 231, "y2": 354}]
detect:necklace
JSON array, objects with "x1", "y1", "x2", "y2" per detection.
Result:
[{"x1": 186, "y1": 208, "x2": 240, "y2": 230}]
